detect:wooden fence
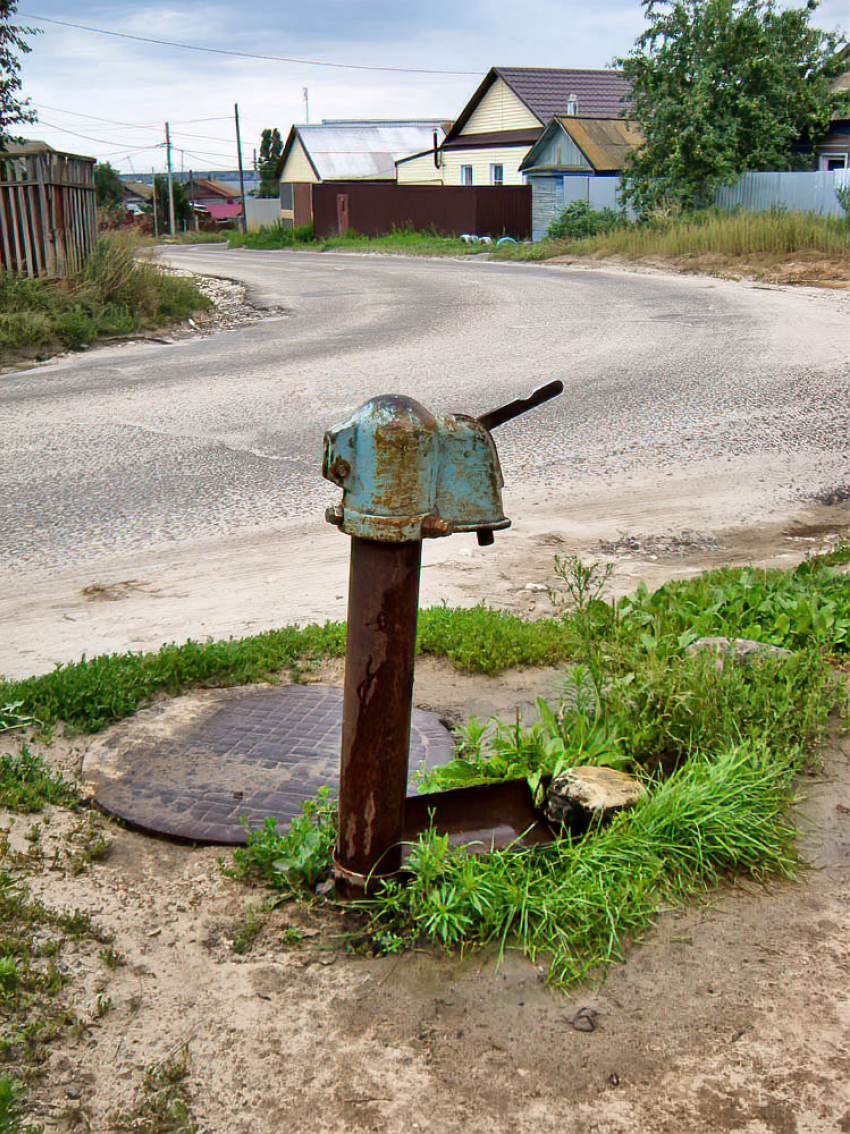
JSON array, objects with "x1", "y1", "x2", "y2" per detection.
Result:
[
  {"x1": 0, "y1": 144, "x2": 97, "y2": 278},
  {"x1": 311, "y1": 182, "x2": 532, "y2": 240}
]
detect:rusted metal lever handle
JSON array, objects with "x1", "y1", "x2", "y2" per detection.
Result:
[{"x1": 477, "y1": 379, "x2": 564, "y2": 432}]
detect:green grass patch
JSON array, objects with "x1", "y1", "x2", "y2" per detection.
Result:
[
  {"x1": 229, "y1": 552, "x2": 848, "y2": 986},
  {"x1": 228, "y1": 222, "x2": 484, "y2": 256},
  {"x1": 0, "y1": 749, "x2": 78, "y2": 813},
  {"x1": 367, "y1": 741, "x2": 800, "y2": 985},
  {"x1": 0, "y1": 610, "x2": 576, "y2": 735},
  {"x1": 494, "y1": 207, "x2": 850, "y2": 263},
  {"x1": 0, "y1": 235, "x2": 209, "y2": 358},
  {"x1": 0, "y1": 556, "x2": 846, "y2": 737}
]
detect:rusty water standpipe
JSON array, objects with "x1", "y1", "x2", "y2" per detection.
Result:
[{"x1": 323, "y1": 381, "x2": 563, "y2": 896}]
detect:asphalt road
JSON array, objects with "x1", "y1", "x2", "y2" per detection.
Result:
[{"x1": 1, "y1": 247, "x2": 847, "y2": 577}]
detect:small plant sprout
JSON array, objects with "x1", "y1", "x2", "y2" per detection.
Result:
[{"x1": 99, "y1": 945, "x2": 124, "y2": 970}]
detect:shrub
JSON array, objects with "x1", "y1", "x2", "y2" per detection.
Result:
[{"x1": 546, "y1": 199, "x2": 627, "y2": 241}]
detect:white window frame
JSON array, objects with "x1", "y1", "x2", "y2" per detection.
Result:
[
  {"x1": 490, "y1": 163, "x2": 504, "y2": 186},
  {"x1": 819, "y1": 152, "x2": 847, "y2": 172},
  {"x1": 460, "y1": 165, "x2": 473, "y2": 186}
]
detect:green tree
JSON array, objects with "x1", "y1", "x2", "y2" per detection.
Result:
[
  {"x1": 0, "y1": 0, "x2": 38, "y2": 152},
  {"x1": 145, "y1": 175, "x2": 192, "y2": 233},
  {"x1": 95, "y1": 161, "x2": 125, "y2": 212},
  {"x1": 257, "y1": 127, "x2": 283, "y2": 197},
  {"x1": 617, "y1": 0, "x2": 845, "y2": 213}
]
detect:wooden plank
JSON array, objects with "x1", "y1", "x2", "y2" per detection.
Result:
[
  {"x1": 35, "y1": 153, "x2": 55, "y2": 277},
  {"x1": 23, "y1": 184, "x2": 43, "y2": 276},
  {"x1": 7, "y1": 182, "x2": 24, "y2": 274},
  {"x1": 16, "y1": 184, "x2": 35, "y2": 276},
  {"x1": 72, "y1": 187, "x2": 83, "y2": 272},
  {"x1": 55, "y1": 184, "x2": 68, "y2": 277},
  {"x1": 0, "y1": 188, "x2": 15, "y2": 272},
  {"x1": 83, "y1": 191, "x2": 96, "y2": 260}
]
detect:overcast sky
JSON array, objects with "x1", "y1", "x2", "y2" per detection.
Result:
[{"x1": 12, "y1": 1, "x2": 849, "y2": 175}]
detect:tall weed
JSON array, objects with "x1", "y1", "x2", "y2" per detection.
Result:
[{"x1": 0, "y1": 234, "x2": 208, "y2": 357}]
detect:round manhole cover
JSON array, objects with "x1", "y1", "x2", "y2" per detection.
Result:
[{"x1": 81, "y1": 685, "x2": 454, "y2": 845}]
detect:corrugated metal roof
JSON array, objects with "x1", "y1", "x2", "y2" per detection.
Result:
[
  {"x1": 295, "y1": 122, "x2": 446, "y2": 181},
  {"x1": 444, "y1": 68, "x2": 631, "y2": 144},
  {"x1": 497, "y1": 68, "x2": 631, "y2": 121},
  {"x1": 521, "y1": 116, "x2": 642, "y2": 172}
]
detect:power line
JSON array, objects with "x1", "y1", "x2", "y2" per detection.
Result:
[
  {"x1": 37, "y1": 112, "x2": 237, "y2": 147},
  {"x1": 35, "y1": 104, "x2": 242, "y2": 144},
  {"x1": 34, "y1": 117, "x2": 166, "y2": 150},
  {"x1": 35, "y1": 104, "x2": 163, "y2": 130},
  {"x1": 21, "y1": 12, "x2": 480, "y2": 75},
  {"x1": 179, "y1": 146, "x2": 242, "y2": 163}
]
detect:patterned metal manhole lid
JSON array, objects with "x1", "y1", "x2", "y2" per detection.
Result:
[{"x1": 81, "y1": 684, "x2": 453, "y2": 845}]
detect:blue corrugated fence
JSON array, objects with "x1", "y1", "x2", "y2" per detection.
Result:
[{"x1": 714, "y1": 169, "x2": 850, "y2": 216}]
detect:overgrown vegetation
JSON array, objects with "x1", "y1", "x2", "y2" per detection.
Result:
[
  {"x1": 0, "y1": 235, "x2": 209, "y2": 359},
  {"x1": 546, "y1": 200, "x2": 628, "y2": 241},
  {"x1": 231, "y1": 552, "x2": 849, "y2": 985},
  {"x1": 497, "y1": 206, "x2": 850, "y2": 265}
]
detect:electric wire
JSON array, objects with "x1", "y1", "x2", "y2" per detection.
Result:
[
  {"x1": 36, "y1": 104, "x2": 232, "y2": 128},
  {"x1": 34, "y1": 105, "x2": 246, "y2": 145},
  {"x1": 21, "y1": 12, "x2": 480, "y2": 75}
]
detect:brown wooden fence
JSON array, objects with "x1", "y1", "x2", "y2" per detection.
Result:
[
  {"x1": 0, "y1": 142, "x2": 97, "y2": 278},
  {"x1": 311, "y1": 182, "x2": 532, "y2": 240}
]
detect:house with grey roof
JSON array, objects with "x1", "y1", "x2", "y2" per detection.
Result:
[
  {"x1": 519, "y1": 116, "x2": 642, "y2": 238},
  {"x1": 275, "y1": 119, "x2": 447, "y2": 227},
  {"x1": 427, "y1": 67, "x2": 631, "y2": 188}
]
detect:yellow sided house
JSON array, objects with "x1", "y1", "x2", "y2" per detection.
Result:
[{"x1": 409, "y1": 67, "x2": 630, "y2": 188}]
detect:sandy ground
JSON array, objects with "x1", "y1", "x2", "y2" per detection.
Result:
[
  {"x1": 1, "y1": 484, "x2": 848, "y2": 683},
  {"x1": 4, "y1": 667, "x2": 848, "y2": 1134},
  {"x1": 1, "y1": 503, "x2": 847, "y2": 1134}
]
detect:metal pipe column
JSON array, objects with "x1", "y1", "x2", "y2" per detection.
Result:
[{"x1": 335, "y1": 536, "x2": 422, "y2": 890}]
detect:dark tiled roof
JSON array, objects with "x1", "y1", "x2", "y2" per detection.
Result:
[{"x1": 496, "y1": 68, "x2": 631, "y2": 121}]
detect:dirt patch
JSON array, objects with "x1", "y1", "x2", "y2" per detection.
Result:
[
  {"x1": 6, "y1": 707, "x2": 849, "y2": 1133},
  {"x1": 4, "y1": 499, "x2": 850, "y2": 1132},
  {"x1": 545, "y1": 248, "x2": 850, "y2": 288}
]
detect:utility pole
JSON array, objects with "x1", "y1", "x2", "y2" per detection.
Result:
[
  {"x1": 164, "y1": 121, "x2": 176, "y2": 236},
  {"x1": 151, "y1": 166, "x2": 159, "y2": 238},
  {"x1": 234, "y1": 103, "x2": 247, "y2": 234},
  {"x1": 189, "y1": 169, "x2": 196, "y2": 231},
  {"x1": 302, "y1": 86, "x2": 310, "y2": 124}
]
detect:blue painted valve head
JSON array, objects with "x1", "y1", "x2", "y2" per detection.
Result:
[{"x1": 322, "y1": 394, "x2": 510, "y2": 543}]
